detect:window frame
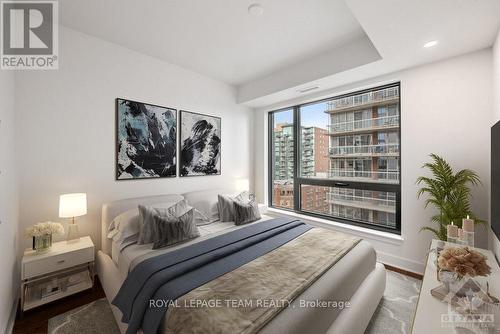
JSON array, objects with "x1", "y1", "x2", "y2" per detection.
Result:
[{"x1": 268, "y1": 82, "x2": 402, "y2": 234}]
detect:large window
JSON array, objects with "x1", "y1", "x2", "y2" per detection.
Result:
[{"x1": 269, "y1": 83, "x2": 401, "y2": 233}]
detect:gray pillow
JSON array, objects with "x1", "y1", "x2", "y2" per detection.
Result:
[
  {"x1": 217, "y1": 192, "x2": 250, "y2": 222},
  {"x1": 234, "y1": 199, "x2": 261, "y2": 226},
  {"x1": 152, "y1": 209, "x2": 200, "y2": 249},
  {"x1": 137, "y1": 200, "x2": 191, "y2": 244}
]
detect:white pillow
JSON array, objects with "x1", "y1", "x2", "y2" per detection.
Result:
[
  {"x1": 183, "y1": 189, "x2": 227, "y2": 225},
  {"x1": 107, "y1": 208, "x2": 140, "y2": 246}
]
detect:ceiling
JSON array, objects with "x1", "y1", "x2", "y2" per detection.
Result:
[
  {"x1": 60, "y1": 0, "x2": 369, "y2": 86},
  {"x1": 240, "y1": 0, "x2": 500, "y2": 107},
  {"x1": 59, "y1": 0, "x2": 500, "y2": 108}
]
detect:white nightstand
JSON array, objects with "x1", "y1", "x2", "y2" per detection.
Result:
[{"x1": 21, "y1": 236, "x2": 95, "y2": 312}]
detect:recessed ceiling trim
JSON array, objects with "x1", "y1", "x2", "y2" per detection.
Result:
[{"x1": 297, "y1": 86, "x2": 319, "y2": 93}]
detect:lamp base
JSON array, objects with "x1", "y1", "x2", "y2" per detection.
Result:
[{"x1": 67, "y1": 224, "x2": 80, "y2": 242}]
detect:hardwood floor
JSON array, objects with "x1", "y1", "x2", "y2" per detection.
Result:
[
  {"x1": 12, "y1": 265, "x2": 421, "y2": 334},
  {"x1": 13, "y1": 277, "x2": 105, "y2": 334}
]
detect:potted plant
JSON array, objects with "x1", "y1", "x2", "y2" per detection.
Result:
[
  {"x1": 416, "y1": 154, "x2": 484, "y2": 240},
  {"x1": 25, "y1": 222, "x2": 65, "y2": 252}
]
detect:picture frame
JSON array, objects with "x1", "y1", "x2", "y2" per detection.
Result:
[
  {"x1": 179, "y1": 110, "x2": 221, "y2": 177},
  {"x1": 115, "y1": 98, "x2": 177, "y2": 180}
]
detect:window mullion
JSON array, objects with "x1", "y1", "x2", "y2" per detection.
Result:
[{"x1": 293, "y1": 106, "x2": 301, "y2": 212}]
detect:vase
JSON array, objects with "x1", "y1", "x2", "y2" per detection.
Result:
[
  {"x1": 439, "y1": 270, "x2": 465, "y2": 296},
  {"x1": 32, "y1": 234, "x2": 52, "y2": 252},
  {"x1": 439, "y1": 270, "x2": 481, "y2": 298}
]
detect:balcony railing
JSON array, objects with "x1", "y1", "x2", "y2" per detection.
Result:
[
  {"x1": 328, "y1": 169, "x2": 399, "y2": 182},
  {"x1": 328, "y1": 115, "x2": 399, "y2": 134},
  {"x1": 329, "y1": 143, "x2": 399, "y2": 156},
  {"x1": 326, "y1": 86, "x2": 399, "y2": 112},
  {"x1": 326, "y1": 191, "x2": 396, "y2": 212}
]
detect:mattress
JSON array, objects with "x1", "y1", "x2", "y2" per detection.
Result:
[{"x1": 98, "y1": 218, "x2": 376, "y2": 334}]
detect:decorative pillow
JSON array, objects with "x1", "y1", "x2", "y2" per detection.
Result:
[
  {"x1": 234, "y1": 199, "x2": 262, "y2": 226},
  {"x1": 137, "y1": 200, "x2": 192, "y2": 244},
  {"x1": 152, "y1": 209, "x2": 200, "y2": 249},
  {"x1": 217, "y1": 191, "x2": 250, "y2": 222}
]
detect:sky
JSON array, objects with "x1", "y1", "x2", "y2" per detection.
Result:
[{"x1": 273, "y1": 101, "x2": 329, "y2": 130}]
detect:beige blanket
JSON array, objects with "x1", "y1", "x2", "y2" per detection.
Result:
[{"x1": 163, "y1": 227, "x2": 361, "y2": 334}]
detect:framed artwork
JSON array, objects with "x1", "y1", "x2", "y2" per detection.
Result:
[
  {"x1": 180, "y1": 110, "x2": 221, "y2": 177},
  {"x1": 116, "y1": 98, "x2": 177, "y2": 180}
]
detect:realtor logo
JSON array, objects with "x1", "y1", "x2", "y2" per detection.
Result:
[{"x1": 1, "y1": 0, "x2": 58, "y2": 69}]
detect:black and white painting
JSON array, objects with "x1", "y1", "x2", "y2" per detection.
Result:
[
  {"x1": 180, "y1": 110, "x2": 221, "y2": 177},
  {"x1": 116, "y1": 98, "x2": 177, "y2": 180}
]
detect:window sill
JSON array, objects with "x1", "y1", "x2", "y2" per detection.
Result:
[{"x1": 267, "y1": 207, "x2": 404, "y2": 245}]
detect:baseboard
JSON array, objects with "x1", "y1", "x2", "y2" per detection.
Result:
[
  {"x1": 383, "y1": 263, "x2": 423, "y2": 280},
  {"x1": 4, "y1": 298, "x2": 18, "y2": 334},
  {"x1": 376, "y1": 250, "x2": 425, "y2": 275}
]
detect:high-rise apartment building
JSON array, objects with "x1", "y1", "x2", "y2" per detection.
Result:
[
  {"x1": 325, "y1": 86, "x2": 400, "y2": 227},
  {"x1": 273, "y1": 124, "x2": 329, "y2": 212}
]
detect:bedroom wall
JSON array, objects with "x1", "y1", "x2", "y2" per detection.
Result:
[
  {"x1": 490, "y1": 28, "x2": 500, "y2": 262},
  {"x1": 254, "y1": 49, "x2": 493, "y2": 274},
  {"x1": 14, "y1": 26, "x2": 254, "y2": 252},
  {"x1": 0, "y1": 71, "x2": 19, "y2": 332}
]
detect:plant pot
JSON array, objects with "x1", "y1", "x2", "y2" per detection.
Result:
[{"x1": 32, "y1": 234, "x2": 52, "y2": 252}]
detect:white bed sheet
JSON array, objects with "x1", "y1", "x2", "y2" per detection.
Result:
[
  {"x1": 98, "y1": 237, "x2": 379, "y2": 334},
  {"x1": 114, "y1": 215, "x2": 273, "y2": 278}
]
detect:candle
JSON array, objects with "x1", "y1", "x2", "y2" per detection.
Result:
[
  {"x1": 458, "y1": 228, "x2": 463, "y2": 240},
  {"x1": 447, "y1": 221, "x2": 458, "y2": 243},
  {"x1": 462, "y1": 215, "x2": 475, "y2": 247},
  {"x1": 462, "y1": 215, "x2": 474, "y2": 233}
]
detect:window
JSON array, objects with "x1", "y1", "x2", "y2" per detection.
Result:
[
  {"x1": 268, "y1": 83, "x2": 401, "y2": 233},
  {"x1": 270, "y1": 109, "x2": 294, "y2": 209}
]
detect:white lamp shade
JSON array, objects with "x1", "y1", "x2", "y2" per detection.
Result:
[
  {"x1": 235, "y1": 179, "x2": 250, "y2": 192},
  {"x1": 59, "y1": 193, "x2": 87, "y2": 218}
]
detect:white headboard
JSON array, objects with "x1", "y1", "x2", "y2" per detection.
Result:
[{"x1": 101, "y1": 194, "x2": 184, "y2": 255}]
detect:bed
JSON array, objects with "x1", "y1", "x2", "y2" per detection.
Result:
[{"x1": 96, "y1": 191, "x2": 386, "y2": 334}]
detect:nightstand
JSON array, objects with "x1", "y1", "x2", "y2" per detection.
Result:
[{"x1": 21, "y1": 236, "x2": 95, "y2": 312}]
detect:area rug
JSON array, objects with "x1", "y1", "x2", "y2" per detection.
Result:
[
  {"x1": 365, "y1": 270, "x2": 422, "y2": 334},
  {"x1": 48, "y1": 298, "x2": 120, "y2": 334},
  {"x1": 48, "y1": 270, "x2": 421, "y2": 334}
]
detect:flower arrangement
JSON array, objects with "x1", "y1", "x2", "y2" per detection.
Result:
[
  {"x1": 438, "y1": 246, "x2": 491, "y2": 278},
  {"x1": 25, "y1": 222, "x2": 64, "y2": 238}
]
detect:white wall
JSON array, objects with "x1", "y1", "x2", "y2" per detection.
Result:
[
  {"x1": 15, "y1": 27, "x2": 254, "y2": 252},
  {"x1": 255, "y1": 49, "x2": 493, "y2": 274},
  {"x1": 490, "y1": 29, "x2": 500, "y2": 262},
  {"x1": 0, "y1": 71, "x2": 19, "y2": 332}
]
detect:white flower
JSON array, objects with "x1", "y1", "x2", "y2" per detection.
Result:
[{"x1": 25, "y1": 222, "x2": 65, "y2": 238}]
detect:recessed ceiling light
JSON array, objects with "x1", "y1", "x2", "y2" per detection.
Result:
[
  {"x1": 423, "y1": 40, "x2": 438, "y2": 48},
  {"x1": 248, "y1": 4, "x2": 264, "y2": 17}
]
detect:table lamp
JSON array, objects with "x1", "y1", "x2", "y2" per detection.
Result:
[
  {"x1": 235, "y1": 179, "x2": 250, "y2": 192},
  {"x1": 59, "y1": 193, "x2": 87, "y2": 241}
]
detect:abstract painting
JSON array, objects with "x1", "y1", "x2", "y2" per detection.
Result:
[
  {"x1": 180, "y1": 110, "x2": 221, "y2": 177},
  {"x1": 116, "y1": 98, "x2": 177, "y2": 180}
]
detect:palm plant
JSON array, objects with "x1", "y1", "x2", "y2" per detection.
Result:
[{"x1": 416, "y1": 154, "x2": 484, "y2": 241}]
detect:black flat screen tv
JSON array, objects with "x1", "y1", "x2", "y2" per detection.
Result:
[{"x1": 491, "y1": 121, "x2": 500, "y2": 240}]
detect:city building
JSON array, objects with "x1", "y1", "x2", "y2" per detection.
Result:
[
  {"x1": 325, "y1": 86, "x2": 400, "y2": 227},
  {"x1": 273, "y1": 124, "x2": 329, "y2": 213}
]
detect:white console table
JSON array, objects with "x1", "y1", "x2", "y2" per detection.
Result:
[{"x1": 412, "y1": 239, "x2": 500, "y2": 333}]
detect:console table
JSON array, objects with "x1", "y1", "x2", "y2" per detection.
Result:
[{"x1": 412, "y1": 239, "x2": 500, "y2": 333}]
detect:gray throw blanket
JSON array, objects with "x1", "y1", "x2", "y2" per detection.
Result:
[{"x1": 112, "y1": 218, "x2": 312, "y2": 334}]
